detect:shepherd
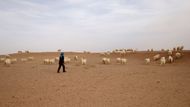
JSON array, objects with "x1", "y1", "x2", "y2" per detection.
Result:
[{"x1": 57, "y1": 52, "x2": 66, "y2": 73}]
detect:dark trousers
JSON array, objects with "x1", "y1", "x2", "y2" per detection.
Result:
[{"x1": 57, "y1": 63, "x2": 65, "y2": 73}]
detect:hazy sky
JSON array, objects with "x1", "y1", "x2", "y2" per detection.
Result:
[{"x1": 0, "y1": 0, "x2": 190, "y2": 54}]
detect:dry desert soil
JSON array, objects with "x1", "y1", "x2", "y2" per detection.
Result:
[{"x1": 0, "y1": 51, "x2": 190, "y2": 107}]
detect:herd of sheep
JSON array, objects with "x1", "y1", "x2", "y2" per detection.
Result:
[
  {"x1": 145, "y1": 51, "x2": 182, "y2": 65},
  {"x1": 145, "y1": 46, "x2": 184, "y2": 65},
  {"x1": 0, "y1": 56, "x2": 34, "y2": 67},
  {"x1": 0, "y1": 46, "x2": 185, "y2": 67},
  {"x1": 100, "y1": 46, "x2": 184, "y2": 66}
]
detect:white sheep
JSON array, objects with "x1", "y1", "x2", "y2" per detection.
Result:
[
  {"x1": 83, "y1": 51, "x2": 91, "y2": 54},
  {"x1": 160, "y1": 57, "x2": 166, "y2": 65},
  {"x1": 64, "y1": 57, "x2": 71, "y2": 64},
  {"x1": 153, "y1": 54, "x2": 160, "y2": 61},
  {"x1": 57, "y1": 49, "x2": 61, "y2": 52},
  {"x1": 5, "y1": 54, "x2": 11, "y2": 58},
  {"x1": 161, "y1": 49, "x2": 165, "y2": 52},
  {"x1": 100, "y1": 52, "x2": 106, "y2": 56},
  {"x1": 116, "y1": 58, "x2": 121, "y2": 63},
  {"x1": 44, "y1": 59, "x2": 50, "y2": 64},
  {"x1": 126, "y1": 49, "x2": 135, "y2": 54},
  {"x1": 120, "y1": 50, "x2": 126, "y2": 55},
  {"x1": 4, "y1": 59, "x2": 11, "y2": 66},
  {"x1": 177, "y1": 46, "x2": 184, "y2": 51},
  {"x1": 74, "y1": 56, "x2": 79, "y2": 61},
  {"x1": 18, "y1": 51, "x2": 22, "y2": 54},
  {"x1": 25, "y1": 50, "x2": 30, "y2": 53},
  {"x1": 21, "y1": 58, "x2": 27, "y2": 62},
  {"x1": 28, "y1": 57, "x2": 34, "y2": 61},
  {"x1": 168, "y1": 56, "x2": 173, "y2": 63},
  {"x1": 173, "y1": 47, "x2": 177, "y2": 51},
  {"x1": 0, "y1": 57, "x2": 5, "y2": 62},
  {"x1": 106, "y1": 51, "x2": 111, "y2": 55},
  {"x1": 81, "y1": 58, "x2": 87, "y2": 65},
  {"x1": 101, "y1": 52, "x2": 111, "y2": 56},
  {"x1": 126, "y1": 51, "x2": 132, "y2": 54},
  {"x1": 11, "y1": 58, "x2": 17, "y2": 64},
  {"x1": 145, "y1": 58, "x2": 151, "y2": 64},
  {"x1": 175, "y1": 52, "x2": 181, "y2": 59},
  {"x1": 55, "y1": 57, "x2": 59, "y2": 61},
  {"x1": 102, "y1": 58, "x2": 110, "y2": 64},
  {"x1": 168, "y1": 50, "x2": 173, "y2": 55},
  {"x1": 112, "y1": 50, "x2": 117, "y2": 54},
  {"x1": 116, "y1": 58, "x2": 127, "y2": 64},
  {"x1": 49, "y1": 59, "x2": 55, "y2": 64},
  {"x1": 121, "y1": 58, "x2": 127, "y2": 64},
  {"x1": 43, "y1": 59, "x2": 55, "y2": 64},
  {"x1": 179, "y1": 46, "x2": 184, "y2": 51}
]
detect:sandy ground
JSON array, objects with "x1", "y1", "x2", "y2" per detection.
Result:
[{"x1": 0, "y1": 51, "x2": 190, "y2": 107}]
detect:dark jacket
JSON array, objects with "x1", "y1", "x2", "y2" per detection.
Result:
[{"x1": 59, "y1": 52, "x2": 64, "y2": 64}]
